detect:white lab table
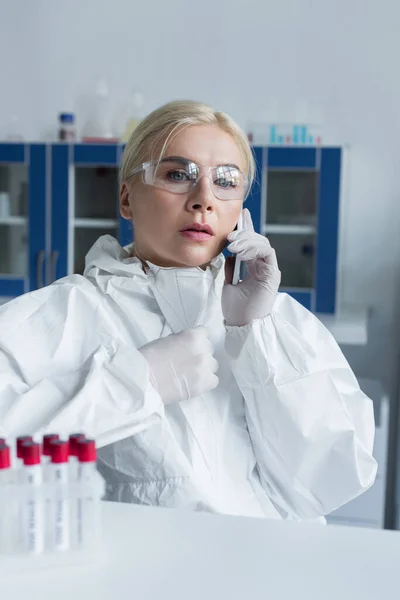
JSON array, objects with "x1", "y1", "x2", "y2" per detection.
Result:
[{"x1": 2, "y1": 501, "x2": 400, "y2": 599}]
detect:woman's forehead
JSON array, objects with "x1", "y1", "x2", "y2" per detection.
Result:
[{"x1": 160, "y1": 124, "x2": 246, "y2": 170}]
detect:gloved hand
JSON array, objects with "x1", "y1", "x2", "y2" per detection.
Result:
[
  {"x1": 222, "y1": 209, "x2": 281, "y2": 327},
  {"x1": 138, "y1": 328, "x2": 219, "y2": 404}
]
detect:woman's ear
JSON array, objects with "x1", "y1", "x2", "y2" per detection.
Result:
[{"x1": 120, "y1": 182, "x2": 132, "y2": 220}]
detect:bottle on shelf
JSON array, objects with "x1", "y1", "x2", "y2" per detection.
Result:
[
  {"x1": 58, "y1": 113, "x2": 76, "y2": 142},
  {"x1": 82, "y1": 80, "x2": 118, "y2": 143},
  {"x1": 122, "y1": 91, "x2": 145, "y2": 142}
]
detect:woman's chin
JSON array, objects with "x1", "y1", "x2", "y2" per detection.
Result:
[{"x1": 176, "y1": 243, "x2": 221, "y2": 267}]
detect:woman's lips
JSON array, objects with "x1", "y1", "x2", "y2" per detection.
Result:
[{"x1": 180, "y1": 230, "x2": 213, "y2": 241}]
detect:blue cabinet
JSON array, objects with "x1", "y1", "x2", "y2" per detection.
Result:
[
  {"x1": 247, "y1": 146, "x2": 341, "y2": 313},
  {"x1": 0, "y1": 144, "x2": 47, "y2": 298},
  {"x1": 51, "y1": 144, "x2": 131, "y2": 281},
  {"x1": 0, "y1": 144, "x2": 341, "y2": 314}
]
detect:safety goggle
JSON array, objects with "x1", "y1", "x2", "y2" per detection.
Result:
[{"x1": 129, "y1": 156, "x2": 249, "y2": 201}]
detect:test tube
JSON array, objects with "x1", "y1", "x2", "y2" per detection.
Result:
[
  {"x1": 0, "y1": 444, "x2": 11, "y2": 483},
  {"x1": 69, "y1": 433, "x2": 86, "y2": 454},
  {"x1": 41, "y1": 434, "x2": 60, "y2": 482},
  {"x1": 68, "y1": 433, "x2": 86, "y2": 480},
  {"x1": 49, "y1": 440, "x2": 70, "y2": 551},
  {"x1": 16, "y1": 435, "x2": 33, "y2": 460},
  {"x1": 76, "y1": 439, "x2": 97, "y2": 548},
  {"x1": 42, "y1": 434, "x2": 60, "y2": 461},
  {"x1": 20, "y1": 441, "x2": 44, "y2": 554},
  {"x1": 77, "y1": 439, "x2": 96, "y2": 482},
  {"x1": 0, "y1": 444, "x2": 12, "y2": 554}
]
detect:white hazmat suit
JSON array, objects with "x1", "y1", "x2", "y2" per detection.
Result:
[{"x1": 0, "y1": 235, "x2": 377, "y2": 520}]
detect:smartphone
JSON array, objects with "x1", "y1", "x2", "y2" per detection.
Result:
[{"x1": 232, "y1": 212, "x2": 243, "y2": 285}]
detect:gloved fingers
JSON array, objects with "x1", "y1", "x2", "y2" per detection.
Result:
[
  {"x1": 249, "y1": 259, "x2": 282, "y2": 287},
  {"x1": 169, "y1": 358, "x2": 219, "y2": 402},
  {"x1": 190, "y1": 367, "x2": 219, "y2": 397},
  {"x1": 227, "y1": 232, "x2": 275, "y2": 262},
  {"x1": 179, "y1": 328, "x2": 217, "y2": 369},
  {"x1": 180, "y1": 327, "x2": 212, "y2": 353},
  {"x1": 180, "y1": 326, "x2": 207, "y2": 341},
  {"x1": 141, "y1": 327, "x2": 219, "y2": 404},
  {"x1": 258, "y1": 246, "x2": 280, "y2": 271},
  {"x1": 209, "y1": 355, "x2": 219, "y2": 374},
  {"x1": 226, "y1": 230, "x2": 242, "y2": 243},
  {"x1": 197, "y1": 351, "x2": 219, "y2": 372},
  {"x1": 199, "y1": 334, "x2": 214, "y2": 356},
  {"x1": 173, "y1": 365, "x2": 191, "y2": 402},
  {"x1": 228, "y1": 209, "x2": 254, "y2": 243},
  {"x1": 197, "y1": 371, "x2": 220, "y2": 393},
  {"x1": 205, "y1": 373, "x2": 220, "y2": 392},
  {"x1": 227, "y1": 228, "x2": 268, "y2": 247},
  {"x1": 242, "y1": 208, "x2": 255, "y2": 232},
  {"x1": 264, "y1": 246, "x2": 280, "y2": 270}
]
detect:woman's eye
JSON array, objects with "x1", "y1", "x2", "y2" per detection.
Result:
[
  {"x1": 167, "y1": 170, "x2": 189, "y2": 182},
  {"x1": 215, "y1": 177, "x2": 236, "y2": 189}
]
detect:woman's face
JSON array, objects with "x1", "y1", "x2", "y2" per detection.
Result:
[{"x1": 120, "y1": 124, "x2": 246, "y2": 268}]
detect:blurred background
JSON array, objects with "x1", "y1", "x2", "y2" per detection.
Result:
[{"x1": 0, "y1": 0, "x2": 399, "y2": 529}]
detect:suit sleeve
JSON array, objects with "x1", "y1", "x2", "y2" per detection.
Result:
[
  {"x1": 0, "y1": 280, "x2": 165, "y2": 448},
  {"x1": 225, "y1": 293, "x2": 377, "y2": 519}
]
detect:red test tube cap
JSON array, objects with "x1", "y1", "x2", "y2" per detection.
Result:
[
  {"x1": 69, "y1": 433, "x2": 86, "y2": 457},
  {"x1": 77, "y1": 439, "x2": 96, "y2": 463},
  {"x1": 0, "y1": 444, "x2": 11, "y2": 470},
  {"x1": 0, "y1": 437, "x2": 6, "y2": 446},
  {"x1": 22, "y1": 441, "x2": 41, "y2": 466},
  {"x1": 16, "y1": 436, "x2": 33, "y2": 459},
  {"x1": 42, "y1": 434, "x2": 60, "y2": 456},
  {"x1": 50, "y1": 440, "x2": 69, "y2": 464}
]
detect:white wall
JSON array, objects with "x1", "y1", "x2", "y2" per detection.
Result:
[{"x1": 2, "y1": 0, "x2": 400, "y2": 510}]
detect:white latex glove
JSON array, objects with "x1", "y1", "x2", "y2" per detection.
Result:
[
  {"x1": 138, "y1": 328, "x2": 219, "y2": 404},
  {"x1": 222, "y1": 209, "x2": 281, "y2": 327}
]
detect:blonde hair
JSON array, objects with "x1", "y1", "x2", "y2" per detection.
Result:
[{"x1": 119, "y1": 100, "x2": 255, "y2": 192}]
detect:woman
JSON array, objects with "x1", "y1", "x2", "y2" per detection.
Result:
[{"x1": 0, "y1": 100, "x2": 376, "y2": 520}]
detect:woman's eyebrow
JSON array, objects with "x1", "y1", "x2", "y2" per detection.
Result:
[
  {"x1": 160, "y1": 156, "x2": 191, "y2": 164},
  {"x1": 219, "y1": 163, "x2": 241, "y2": 170},
  {"x1": 161, "y1": 156, "x2": 241, "y2": 169}
]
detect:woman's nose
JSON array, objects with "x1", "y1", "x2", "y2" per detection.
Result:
[{"x1": 186, "y1": 176, "x2": 216, "y2": 212}]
